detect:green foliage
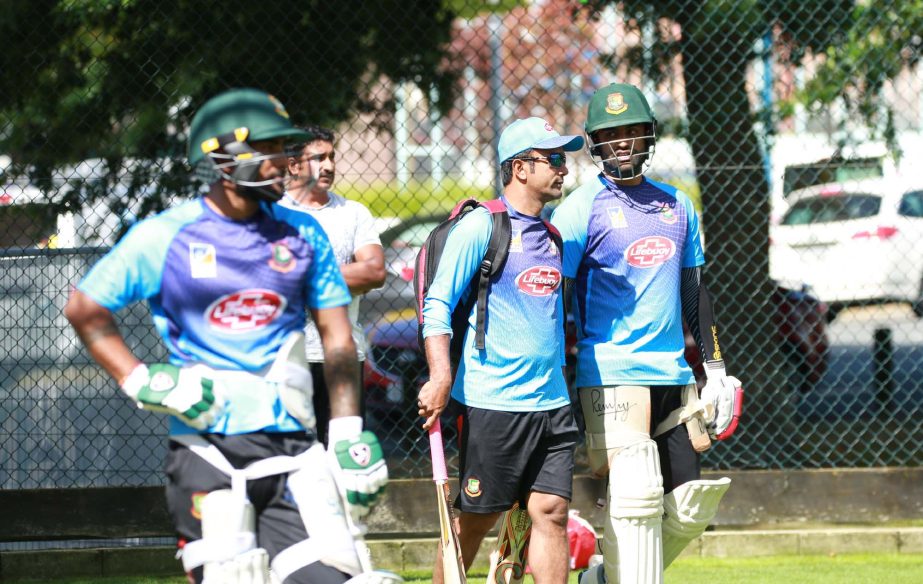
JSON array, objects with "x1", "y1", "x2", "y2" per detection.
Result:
[
  {"x1": 338, "y1": 179, "x2": 496, "y2": 218},
  {"x1": 450, "y1": 0, "x2": 524, "y2": 20},
  {"x1": 0, "y1": 0, "x2": 458, "y2": 215},
  {"x1": 782, "y1": 0, "x2": 923, "y2": 150}
]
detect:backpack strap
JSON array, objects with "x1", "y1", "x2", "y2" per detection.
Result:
[
  {"x1": 473, "y1": 199, "x2": 511, "y2": 351},
  {"x1": 543, "y1": 219, "x2": 563, "y2": 257}
]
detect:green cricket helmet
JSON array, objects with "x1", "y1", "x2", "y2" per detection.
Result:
[
  {"x1": 187, "y1": 88, "x2": 310, "y2": 201},
  {"x1": 585, "y1": 82, "x2": 657, "y2": 180}
]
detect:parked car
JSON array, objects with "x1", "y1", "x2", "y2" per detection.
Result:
[
  {"x1": 770, "y1": 177, "x2": 923, "y2": 317},
  {"x1": 362, "y1": 281, "x2": 830, "y2": 427},
  {"x1": 361, "y1": 214, "x2": 443, "y2": 324}
]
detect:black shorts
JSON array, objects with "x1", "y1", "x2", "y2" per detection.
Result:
[
  {"x1": 454, "y1": 402, "x2": 579, "y2": 514},
  {"x1": 165, "y1": 432, "x2": 350, "y2": 584},
  {"x1": 650, "y1": 385, "x2": 702, "y2": 493}
]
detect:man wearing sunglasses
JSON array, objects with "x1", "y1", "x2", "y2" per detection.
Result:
[
  {"x1": 552, "y1": 83, "x2": 742, "y2": 584},
  {"x1": 418, "y1": 117, "x2": 583, "y2": 583}
]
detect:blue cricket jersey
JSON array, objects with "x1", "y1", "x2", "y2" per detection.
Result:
[
  {"x1": 421, "y1": 198, "x2": 568, "y2": 411},
  {"x1": 551, "y1": 175, "x2": 705, "y2": 388},
  {"x1": 78, "y1": 197, "x2": 351, "y2": 435}
]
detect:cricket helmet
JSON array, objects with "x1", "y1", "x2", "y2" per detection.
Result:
[
  {"x1": 585, "y1": 82, "x2": 657, "y2": 180},
  {"x1": 187, "y1": 88, "x2": 310, "y2": 201}
]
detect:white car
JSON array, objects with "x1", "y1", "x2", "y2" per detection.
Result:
[{"x1": 770, "y1": 177, "x2": 923, "y2": 317}]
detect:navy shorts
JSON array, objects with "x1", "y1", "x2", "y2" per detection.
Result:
[{"x1": 454, "y1": 401, "x2": 579, "y2": 513}]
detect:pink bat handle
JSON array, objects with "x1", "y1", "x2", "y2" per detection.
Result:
[{"x1": 429, "y1": 418, "x2": 449, "y2": 482}]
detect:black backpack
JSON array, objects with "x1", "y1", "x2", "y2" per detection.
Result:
[{"x1": 413, "y1": 198, "x2": 563, "y2": 368}]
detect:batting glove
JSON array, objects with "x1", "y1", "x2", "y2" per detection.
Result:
[
  {"x1": 700, "y1": 360, "x2": 744, "y2": 440},
  {"x1": 120, "y1": 363, "x2": 225, "y2": 431},
  {"x1": 328, "y1": 416, "x2": 388, "y2": 522}
]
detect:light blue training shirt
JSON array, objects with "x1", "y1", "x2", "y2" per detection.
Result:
[
  {"x1": 551, "y1": 175, "x2": 705, "y2": 388},
  {"x1": 422, "y1": 198, "x2": 568, "y2": 411}
]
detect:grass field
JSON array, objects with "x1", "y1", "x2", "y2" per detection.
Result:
[{"x1": 13, "y1": 553, "x2": 923, "y2": 584}]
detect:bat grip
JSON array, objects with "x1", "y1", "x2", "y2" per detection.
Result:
[{"x1": 429, "y1": 418, "x2": 449, "y2": 482}]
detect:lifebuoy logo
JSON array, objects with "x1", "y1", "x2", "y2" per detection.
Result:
[
  {"x1": 625, "y1": 236, "x2": 675, "y2": 268},
  {"x1": 206, "y1": 289, "x2": 287, "y2": 332},
  {"x1": 515, "y1": 266, "x2": 562, "y2": 296}
]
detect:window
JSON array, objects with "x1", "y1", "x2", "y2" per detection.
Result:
[
  {"x1": 898, "y1": 191, "x2": 923, "y2": 218},
  {"x1": 782, "y1": 157, "x2": 884, "y2": 199},
  {"x1": 781, "y1": 194, "x2": 882, "y2": 226}
]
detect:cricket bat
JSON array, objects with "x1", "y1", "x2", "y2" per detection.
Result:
[
  {"x1": 486, "y1": 501, "x2": 532, "y2": 584},
  {"x1": 430, "y1": 418, "x2": 467, "y2": 584}
]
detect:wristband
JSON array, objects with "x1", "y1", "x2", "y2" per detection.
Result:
[
  {"x1": 327, "y1": 415, "x2": 363, "y2": 444},
  {"x1": 703, "y1": 359, "x2": 726, "y2": 380},
  {"x1": 119, "y1": 364, "x2": 149, "y2": 400}
]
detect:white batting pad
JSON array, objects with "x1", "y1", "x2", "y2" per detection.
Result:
[
  {"x1": 606, "y1": 439, "x2": 664, "y2": 584},
  {"x1": 662, "y1": 477, "x2": 731, "y2": 568},
  {"x1": 285, "y1": 450, "x2": 363, "y2": 578}
]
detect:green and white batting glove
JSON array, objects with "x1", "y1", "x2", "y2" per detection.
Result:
[
  {"x1": 328, "y1": 416, "x2": 388, "y2": 521},
  {"x1": 120, "y1": 363, "x2": 225, "y2": 431}
]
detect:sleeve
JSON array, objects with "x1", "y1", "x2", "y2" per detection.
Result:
[
  {"x1": 302, "y1": 220, "x2": 353, "y2": 310},
  {"x1": 421, "y1": 208, "x2": 492, "y2": 339},
  {"x1": 681, "y1": 192, "x2": 706, "y2": 268},
  {"x1": 77, "y1": 219, "x2": 168, "y2": 311},
  {"x1": 550, "y1": 184, "x2": 594, "y2": 278},
  {"x1": 680, "y1": 266, "x2": 706, "y2": 358},
  {"x1": 350, "y1": 201, "x2": 382, "y2": 250}
]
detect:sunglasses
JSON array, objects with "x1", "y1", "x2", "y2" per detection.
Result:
[{"x1": 517, "y1": 152, "x2": 567, "y2": 168}]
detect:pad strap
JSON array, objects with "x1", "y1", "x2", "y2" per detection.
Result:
[
  {"x1": 652, "y1": 385, "x2": 709, "y2": 438},
  {"x1": 171, "y1": 434, "x2": 317, "y2": 500},
  {"x1": 182, "y1": 532, "x2": 256, "y2": 571},
  {"x1": 585, "y1": 429, "x2": 650, "y2": 451}
]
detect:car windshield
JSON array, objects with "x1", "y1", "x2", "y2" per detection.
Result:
[{"x1": 781, "y1": 193, "x2": 881, "y2": 225}]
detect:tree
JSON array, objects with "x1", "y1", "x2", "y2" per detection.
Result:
[
  {"x1": 0, "y1": 0, "x2": 456, "y2": 219},
  {"x1": 783, "y1": 0, "x2": 923, "y2": 152}
]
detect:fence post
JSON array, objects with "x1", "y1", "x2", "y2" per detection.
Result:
[{"x1": 873, "y1": 327, "x2": 894, "y2": 406}]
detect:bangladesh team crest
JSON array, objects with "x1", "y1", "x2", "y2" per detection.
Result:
[
  {"x1": 605, "y1": 92, "x2": 628, "y2": 115},
  {"x1": 465, "y1": 477, "x2": 482, "y2": 498},
  {"x1": 659, "y1": 204, "x2": 678, "y2": 225},
  {"x1": 190, "y1": 491, "x2": 208, "y2": 520},
  {"x1": 268, "y1": 241, "x2": 296, "y2": 273},
  {"x1": 268, "y1": 94, "x2": 290, "y2": 119}
]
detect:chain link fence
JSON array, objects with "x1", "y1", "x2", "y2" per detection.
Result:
[{"x1": 2, "y1": 0, "x2": 922, "y2": 488}]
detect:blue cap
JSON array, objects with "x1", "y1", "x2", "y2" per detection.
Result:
[{"x1": 497, "y1": 117, "x2": 585, "y2": 164}]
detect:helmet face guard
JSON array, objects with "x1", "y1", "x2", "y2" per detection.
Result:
[
  {"x1": 204, "y1": 132, "x2": 288, "y2": 202},
  {"x1": 586, "y1": 124, "x2": 656, "y2": 181}
]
